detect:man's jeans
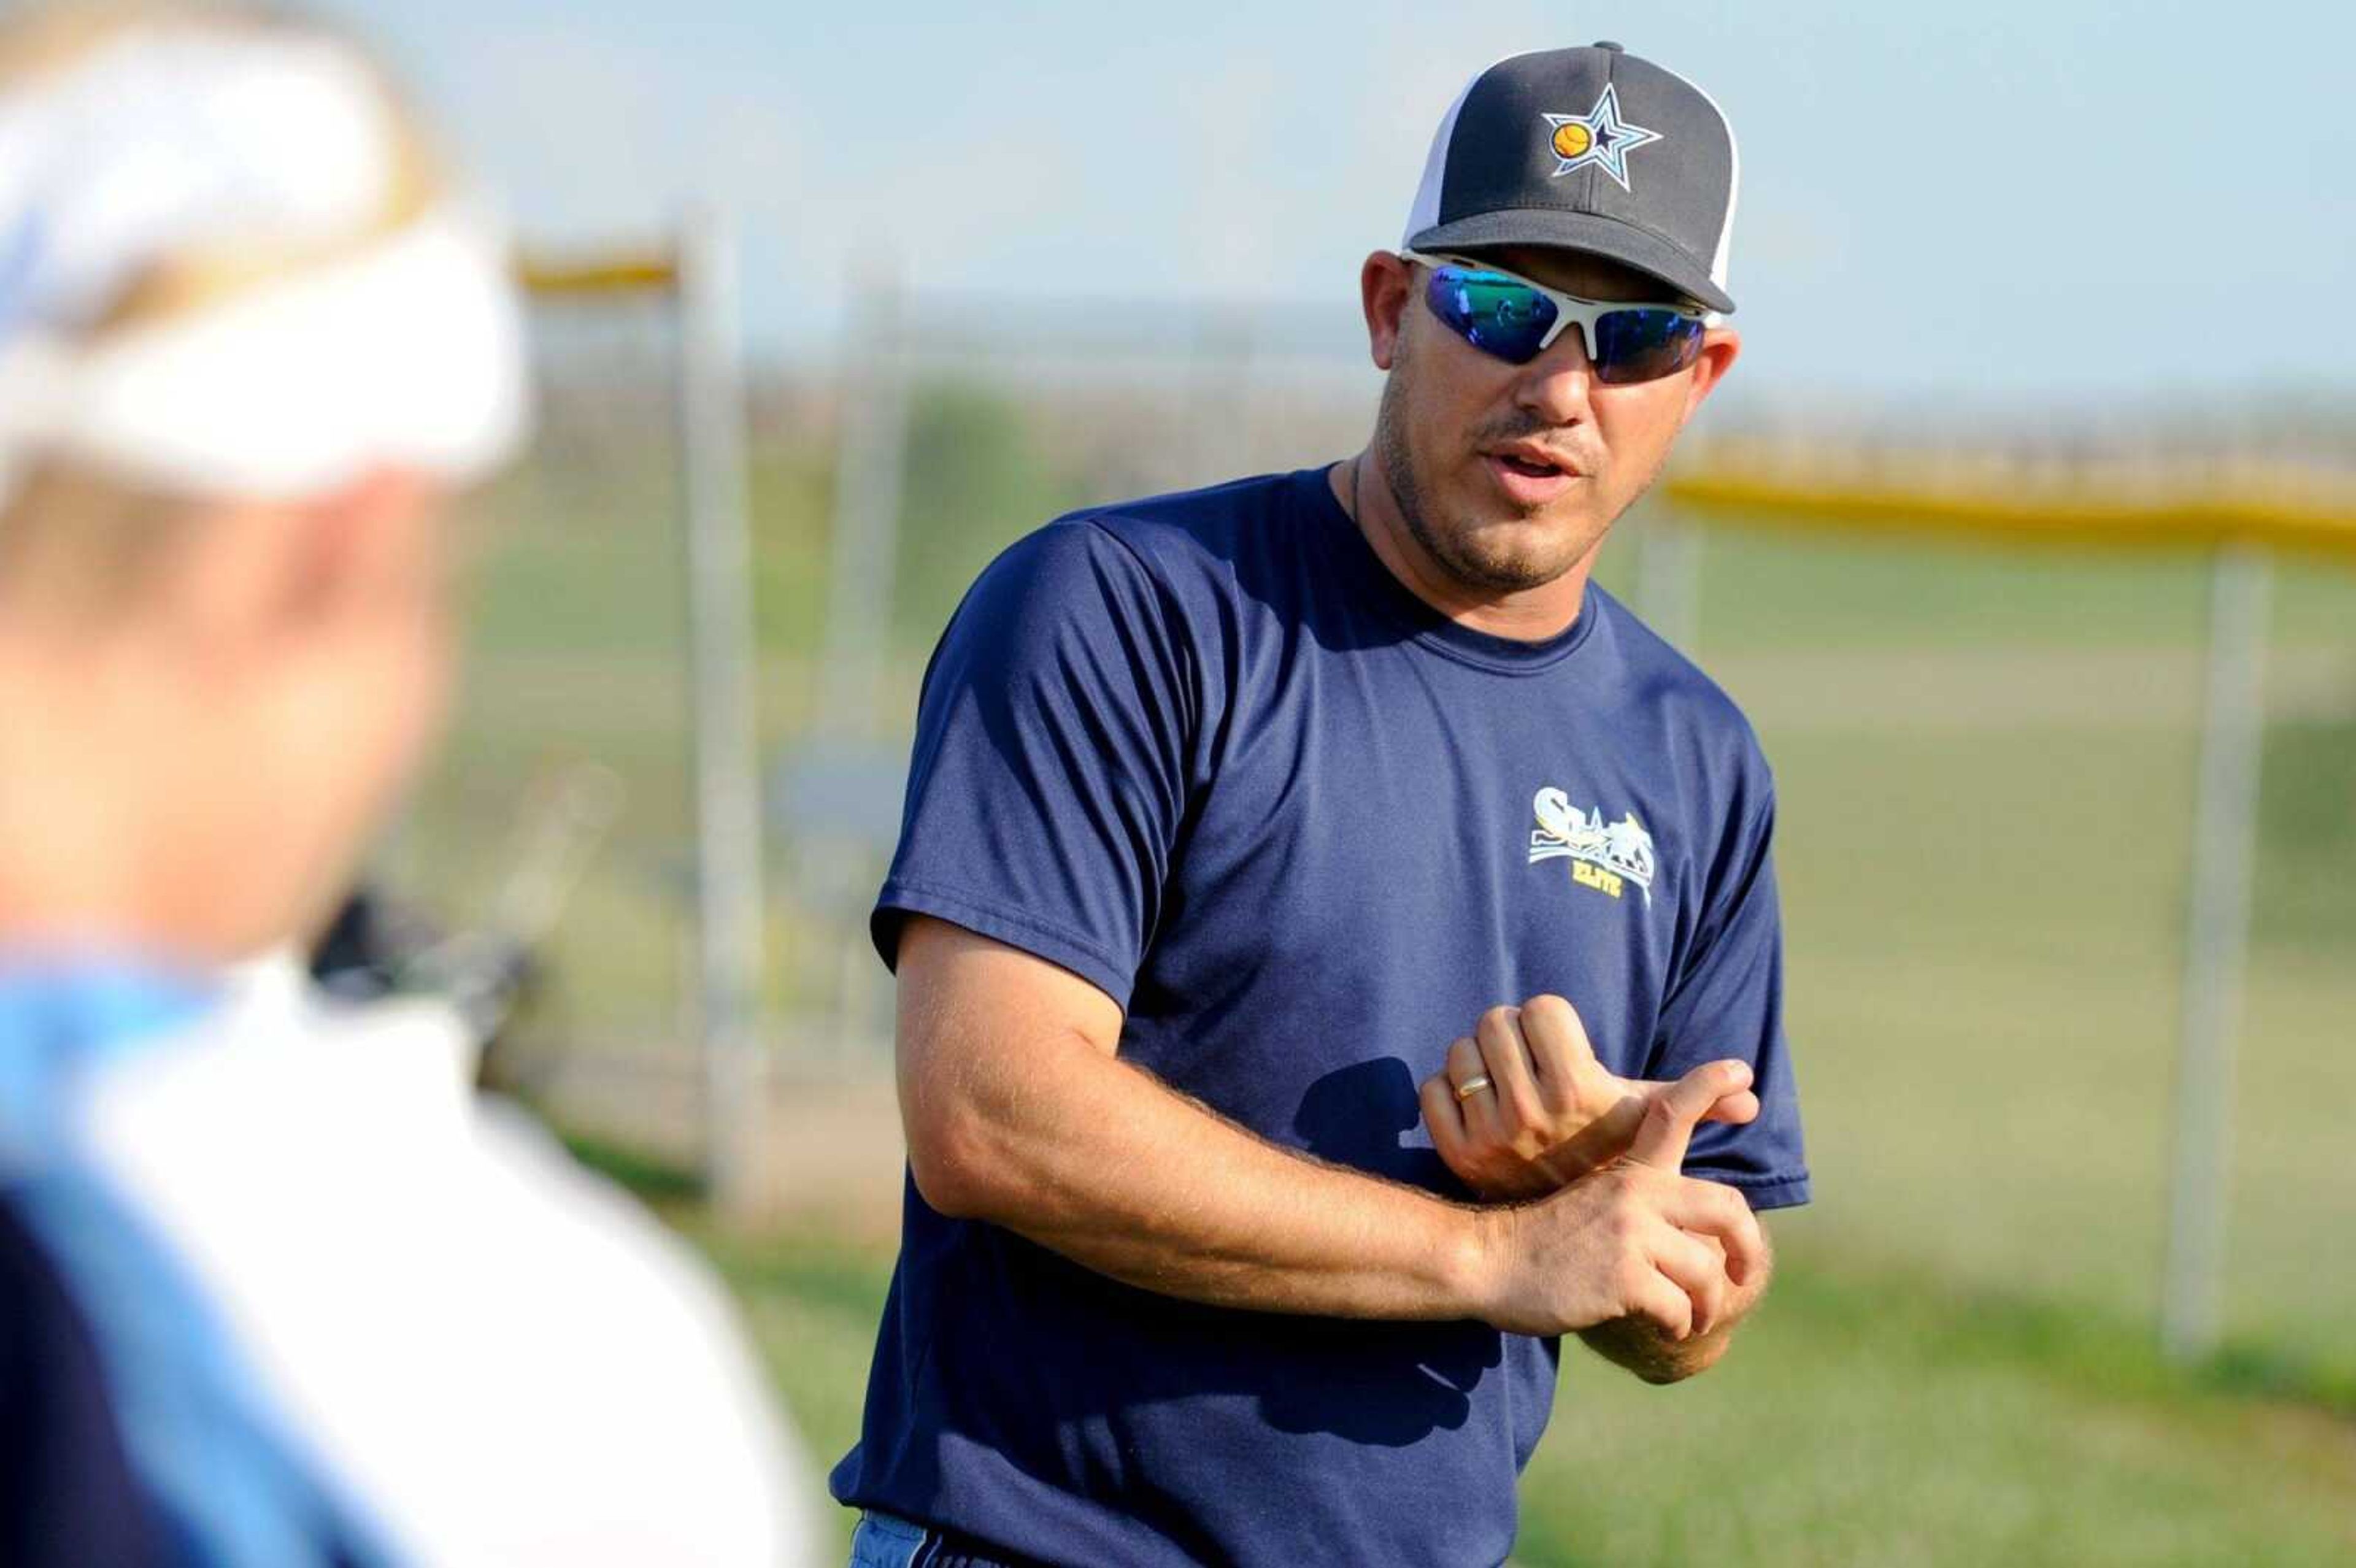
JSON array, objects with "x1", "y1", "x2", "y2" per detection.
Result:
[
  {"x1": 847, "y1": 1510, "x2": 931, "y2": 1567},
  {"x1": 847, "y1": 1508, "x2": 1019, "y2": 1568}
]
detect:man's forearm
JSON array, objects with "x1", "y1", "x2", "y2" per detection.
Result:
[
  {"x1": 1578, "y1": 1231, "x2": 1772, "y2": 1383},
  {"x1": 910, "y1": 1026, "x2": 1493, "y2": 1322},
  {"x1": 894, "y1": 918, "x2": 1764, "y2": 1342}
]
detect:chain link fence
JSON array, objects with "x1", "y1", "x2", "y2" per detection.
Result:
[{"x1": 391, "y1": 269, "x2": 2354, "y2": 1385}]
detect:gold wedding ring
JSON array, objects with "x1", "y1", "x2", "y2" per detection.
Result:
[{"x1": 1453, "y1": 1074, "x2": 1494, "y2": 1102}]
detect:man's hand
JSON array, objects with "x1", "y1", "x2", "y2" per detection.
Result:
[
  {"x1": 1466, "y1": 1063, "x2": 1766, "y2": 1343},
  {"x1": 1419, "y1": 995, "x2": 1760, "y2": 1201}
]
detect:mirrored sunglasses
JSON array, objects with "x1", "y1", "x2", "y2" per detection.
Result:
[{"x1": 1401, "y1": 248, "x2": 1706, "y2": 385}]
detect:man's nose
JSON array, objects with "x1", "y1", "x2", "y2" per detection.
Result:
[{"x1": 1512, "y1": 328, "x2": 1597, "y2": 426}]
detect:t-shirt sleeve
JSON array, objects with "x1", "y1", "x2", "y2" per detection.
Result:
[
  {"x1": 1647, "y1": 785, "x2": 1811, "y2": 1212},
  {"x1": 871, "y1": 519, "x2": 1193, "y2": 1010}
]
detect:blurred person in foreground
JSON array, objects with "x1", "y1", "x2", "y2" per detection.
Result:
[
  {"x1": 0, "y1": 7, "x2": 815, "y2": 1564},
  {"x1": 837, "y1": 42, "x2": 1807, "y2": 1567}
]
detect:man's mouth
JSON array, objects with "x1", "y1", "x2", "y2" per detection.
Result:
[{"x1": 1480, "y1": 443, "x2": 1584, "y2": 504}]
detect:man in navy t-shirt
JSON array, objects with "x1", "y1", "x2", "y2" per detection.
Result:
[{"x1": 834, "y1": 42, "x2": 1809, "y2": 1568}]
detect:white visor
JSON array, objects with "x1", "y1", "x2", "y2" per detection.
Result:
[
  {"x1": 0, "y1": 25, "x2": 531, "y2": 507},
  {"x1": 0, "y1": 207, "x2": 529, "y2": 504}
]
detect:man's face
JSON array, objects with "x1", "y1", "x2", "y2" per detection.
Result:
[
  {"x1": 1364, "y1": 245, "x2": 1738, "y2": 593},
  {"x1": 188, "y1": 473, "x2": 456, "y2": 957},
  {"x1": 75, "y1": 471, "x2": 455, "y2": 961}
]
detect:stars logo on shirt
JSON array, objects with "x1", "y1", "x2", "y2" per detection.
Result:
[
  {"x1": 1527, "y1": 786, "x2": 1656, "y2": 905},
  {"x1": 1539, "y1": 84, "x2": 1661, "y2": 192}
]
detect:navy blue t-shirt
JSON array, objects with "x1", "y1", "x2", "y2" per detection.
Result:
[{"x1": 833, "y1": 466, "x2": 1809, "y2": 1567}]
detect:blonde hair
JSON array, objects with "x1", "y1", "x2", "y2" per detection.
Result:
[{"x1": 0, "y1": 2, "x2": 448, "y2": 615}]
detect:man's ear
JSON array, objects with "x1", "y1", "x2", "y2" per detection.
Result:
[
  {"x1": 1682, "y1": 327, "x2": 1741, "y2": 420},
  {"x1": 1361, "y1": 251, "x2": 1415, "y2": 372},
  {"x1": 170, "y1": 468, "x2": 434, "y2": 654},
  {"x1": 285, "y1": 467, "x2": 436, "y2": 623}
]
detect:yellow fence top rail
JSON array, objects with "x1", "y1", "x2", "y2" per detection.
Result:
[
  {"x1": 1666, "y1": 441, "x2": 2356, "y2": 561},
  {"x1": 516, "y1": 250, "x2": 680, "y2": 297}
]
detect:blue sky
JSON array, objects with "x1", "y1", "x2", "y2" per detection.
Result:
[{"x1": 317, "y1": 0, "x2": 2355, "y2": 410}]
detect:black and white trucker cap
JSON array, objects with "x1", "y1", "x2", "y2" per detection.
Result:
[{"x1": 1402, "y1": 42, "x2": 1739, "y2": 313}]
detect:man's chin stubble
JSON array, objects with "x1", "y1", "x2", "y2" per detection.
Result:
[
  {"x1": 1399, "y1": 490, "x2": 1592, "y2": 593},
  {"x1": 1375, "y1": 356, "x2": 1592, "y2": 594}
]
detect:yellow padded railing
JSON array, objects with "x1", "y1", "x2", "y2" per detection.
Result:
[
  {"x1": 516, "y1": 250, "x2": 680, "y2": 297},
  {"x1": 1666, "y1": 440, "x2": 2356, "y2": 561}
]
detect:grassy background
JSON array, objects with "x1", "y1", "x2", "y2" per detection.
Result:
[
  {"x1": 419, "y1": 356, "x2": 2356, "y2": 1564},
  {"x1": 669, "y1": 1211, "x2": 2355, "y2": 1567}
]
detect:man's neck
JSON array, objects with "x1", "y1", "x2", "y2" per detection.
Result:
[
  {"x1": 1331, "y1": 451, "x2": 1596, "y2": 643},
  {"x1": 0, "y1": 647, "x2": 221, "y2": 959}
]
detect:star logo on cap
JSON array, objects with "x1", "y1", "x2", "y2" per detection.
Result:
[{"x1": 1540, "y1": 83, "x2": 1661, "y2": 192}]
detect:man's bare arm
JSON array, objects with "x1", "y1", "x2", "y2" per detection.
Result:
[
  {"x1": 897, "y1": 917, "x2": 1483, "y2": 1317},
  {"x1": 892, "y1": 915, "x2": 1765, "y2": 1339}
]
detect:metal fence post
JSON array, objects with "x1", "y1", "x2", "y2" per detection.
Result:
[
  {"x1": 807, "y1": 269, "x2": 913, "y2": 1055},
  {"x1": 1185, "y1": 307, "x2": 1254, "y2": 483},
  {"x1": 676, "y1": 207, "x2": 769, "y2": 1218},
  {"x1": 1639, "y1": 512, "x2": 1703, "y2": 653},
  {"x1": 2160, "y1": 542, "x2": 2271, "y2": 1362},
  {"x1": 818, "y1": 269, "x2": 909, "y2": 739}
]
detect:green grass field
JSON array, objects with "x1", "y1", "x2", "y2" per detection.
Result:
[
  {"x1": 671, "y1": 1213, "x2": 2355, "y2": 1567},
  {"x1": 429, "y1": 377, "x2": 2356, "y2": 1564}
]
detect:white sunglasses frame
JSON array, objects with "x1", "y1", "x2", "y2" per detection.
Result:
[{"x1": 1398, "y1": 247, "x2": 1706, "y2": 374}]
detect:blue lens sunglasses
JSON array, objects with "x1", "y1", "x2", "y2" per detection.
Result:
[{"x1": 1399, "y1": 248, "x2": 1707, "y2": 385}]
